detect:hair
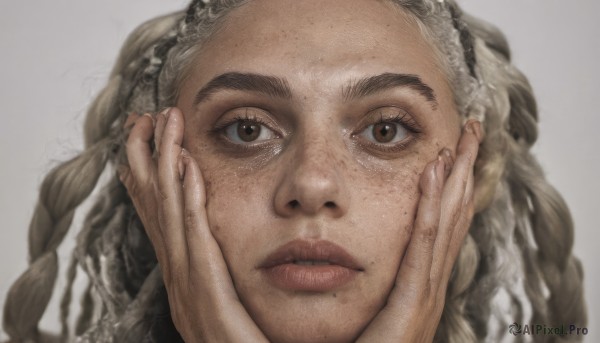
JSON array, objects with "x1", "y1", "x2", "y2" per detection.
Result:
[{"x1": 2, "y1": 0, "x2": 587, "y2": 342}]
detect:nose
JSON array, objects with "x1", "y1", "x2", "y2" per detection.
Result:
[{"x1": 274, "y1": 135, "x2": 349, "y2": 218}]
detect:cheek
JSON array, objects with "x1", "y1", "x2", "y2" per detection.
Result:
[
  {"x1": 351, "y1": 165, "x2": 422, "y2": 265},
  {"x1": 199, "y1": 160, "x2": 276, "y2": 262}
]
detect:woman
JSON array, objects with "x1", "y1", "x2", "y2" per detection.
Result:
[{"x1": 2, "y1": 0, "x2": 587, "y2": 342}]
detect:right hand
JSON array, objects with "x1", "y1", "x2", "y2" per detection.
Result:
[{"x1": 119, "y1": 108, "x2": 268, "y2": 343}]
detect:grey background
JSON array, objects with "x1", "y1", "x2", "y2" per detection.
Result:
[{"x1": 1, "y1": 1, "x2": 598, "y2": 341}]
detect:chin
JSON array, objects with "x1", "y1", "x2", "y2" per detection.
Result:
[
  {"x1": 260, "y1": 318, "x2": 363, "y2": 343},
  {"x1": 245, "y1": 291, "x2": 380, "y2": 343}
]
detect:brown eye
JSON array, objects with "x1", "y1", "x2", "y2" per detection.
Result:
[
  {"x1": 224, "y1": 119, "x2": 277, "y2": 144},
  {"x1": 372, "y1": 123, "x2": 397, "y2": 143},
  {"x1": 237, "y1": 120, "x2": 261, "y2": 142},
  {"x1": 360, "y1": 121, "x2": 408, "y2": 145}
]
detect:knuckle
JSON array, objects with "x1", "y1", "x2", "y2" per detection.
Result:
[
  {"x1": 184, "y1": 208, "x2": 197, "y2": 229},
  {"x1": 129, "y1": 180, "x2": 145, "y2": 200},
  {"x1": 418, "y1": 224, "x2": 437, "y2": 243},
  {"x1": 158, "y1": 188, "x2": 169, "y2": 201},
  {"x1": 119, "y1": 169, "x2": 131, "y2": 188}
]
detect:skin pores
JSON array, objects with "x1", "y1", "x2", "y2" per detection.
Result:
[{"x1": 176, "y1": 0, "x2": 462, "y2": 342}]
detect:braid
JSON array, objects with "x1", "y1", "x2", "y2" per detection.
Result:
[
  {"x1": 3, "y1": 137, "x2": 111, "y2": 342},
  {"x1": 509, "y1": 147, "x2": 587, "y2": 339},
  {"x1": 463, "y1": 9, "x2": 587, "y2": 341},
  {"x1": 59, "y1": 252, "x2": 78, "y2": 339},
  {"x1": 2, "y1": 6, "x2": 186, "y2": 343}
]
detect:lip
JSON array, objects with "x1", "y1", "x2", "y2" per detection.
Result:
[{"x1": 259, "y1": 239, "x2": 364, "y2": 292}]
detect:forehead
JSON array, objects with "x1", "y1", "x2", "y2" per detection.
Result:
[{"x1": 183, "y1": 0, "x2": 449, "y2": 102}]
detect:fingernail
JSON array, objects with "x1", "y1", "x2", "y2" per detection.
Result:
[
  {"x1": 143, "y1": 113, "x2": 156, "y2": 127},
  {"x1": 436, "y1": 156, "x2": 445, "y2": 184},
  {"x1": 178, "y1": 148, "x2": 188, "y2": 180},
  {"x1": 473, "y1": 121, "x2": 483, "y2": 142},
  {"x1": 465, "y1": 121, "x2": 474, "y2": 134},
  {"x1": 124, "y1": 112, "x2": 138, "y2": 129},
  {"x1": 117, "y1": 165, "x2": 128, "y2": 181},
  {"x1": 442, "y1": 148, "x2": 453, "y2": 163},
  {"x1": 439, "y1": 148, "x2": 453, "y2": 177},
  {"x1": 178, "y1": 159, "x2": 185, "y2": 180},
  {"x1": 161, "y1": 107, "x2": 172, "y2": 120}
]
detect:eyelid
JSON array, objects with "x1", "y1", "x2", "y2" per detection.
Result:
[
  {"x1": 351, "y1": 106, "x2": 422, "y2": 154},
  {"x1": 353, "y1": 106, "x2": 422, "y2": 135},
  {"x1": 210, "y1": 107, "x2": 285, "y2": 149},
  {"x1": 213, "y1": 107, "x2": 280, "y2": 133}
]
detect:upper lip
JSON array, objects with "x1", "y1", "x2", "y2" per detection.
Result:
[{"x1": 259, "y1": 239, "x2": 364, "y2": 271}]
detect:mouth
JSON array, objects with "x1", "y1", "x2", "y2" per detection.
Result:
[{"x1": 259, "y1": 239, "x2": 364, "y2": 292}]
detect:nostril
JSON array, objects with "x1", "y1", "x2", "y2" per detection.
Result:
[
  {"x1": 289, "y1": 200, "x2": 300, "y2": 209},
  {"x1": 324, "y1": 201, "x2": 336, "y2": 209}
]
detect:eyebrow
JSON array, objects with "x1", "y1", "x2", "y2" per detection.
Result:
[
  {"x1": 193, "y1": 71, "x2": 437, "y2": 108},
  {"x1": 193, "y1": 72, "x2": 292, "y2": 106},
  {"x1": 342, "y1": 73, "x2": 438, "y2": 108}
]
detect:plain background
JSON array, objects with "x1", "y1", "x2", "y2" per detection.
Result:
[{"x1": 0, "y1": 1, "x2": 598, "y2": 341}]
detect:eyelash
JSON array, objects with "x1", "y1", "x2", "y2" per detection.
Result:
[
  {"x1": 210, "y1": 109, "x2": 422, "y2": 154},
  {"x1": 356, "y1": 111, "x2": 423, "y2": 153},
  {"x1": 210, "y1": 112, "x2": 279, "y2": 149}
]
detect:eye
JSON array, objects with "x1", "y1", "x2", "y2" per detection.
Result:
[
  {"x1": 353, "y1": 107, "x2": 423, "y2": 155},
  {"x1": 360, "y1": 121, "x2": 409, "y2": 144},
  {"x1": 224, "y1": 119, "x2": 278, "y2": 143}
]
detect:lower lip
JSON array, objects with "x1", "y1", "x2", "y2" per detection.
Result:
[{"x1": 263, "y1": 263, "x2": 358, "y2": 292}]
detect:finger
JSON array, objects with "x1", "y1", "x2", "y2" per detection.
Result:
[
  {"x1": 354, "y1": 158, "x2": 444, "y2": 342},
  {"x1": 125, "y1": 113, "x2": 156, "y2": 185},
  {"x1": 154, "y1": 108, "x2": 171, "y2": 158},
  {"x1": 395, "y1": 156, "x2": 444, "y2": 298},
  {"x1": 439, "y1": 148, "x2": 454, "y2": 180},
  {"x1": 179, "y1": 152, "x2": 269, "y2": 342},
  {"x1": 183, "y1": 151, "x2": 231, "y2": 285},
  {"x1": 181, "y1": 150, "x2": 238, "y2": 298},
  {"x1": 442, "y1": 161, "x2": 476, "y2": 284},
  {"x1": 157, "y1": 107, "x2": 188, "y2": 276},
  {"x1": 124, "y1": 112, "x2": 140, "y2": 130},
  {"x1": 430, "y1": 120, "x2": 480, "y2": 287},
  {"x1": 122, "y1": 116, "x2": 170, "y2": 273}
]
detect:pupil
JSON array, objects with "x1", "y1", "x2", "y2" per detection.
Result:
[
  {"x1": 237, "y1": 120, "x2": 261, "y2": 142},
  {"x1": 373, "y1": 123, "x2": 396, "y2": 143}
]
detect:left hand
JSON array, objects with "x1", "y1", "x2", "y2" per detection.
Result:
[{"x1": 356, "y1": 120, "x2": 482, "y2": 342}]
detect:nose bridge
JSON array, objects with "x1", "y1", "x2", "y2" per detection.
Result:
[
  {"x1": 295, "y1": 126, "x2": 339, "y2": 176},
  {"x1": 274, "y1": 122, "x2": 349, "y2": 218}
]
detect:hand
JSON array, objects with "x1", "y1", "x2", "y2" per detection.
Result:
[
  {"x1": 356, "y1": 120, "x2": 482, "y2": 343},
  {"x1": 119, "y1": 108, "x2": 268, "y2": 343}
]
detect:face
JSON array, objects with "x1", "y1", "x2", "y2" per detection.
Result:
[{"x1": 176, "y1": 0, "x2": 462, "y2": 341}]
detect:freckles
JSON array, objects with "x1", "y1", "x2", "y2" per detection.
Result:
[{"x1": 204, "y1": 179, "x2": 215, "y2": 200}]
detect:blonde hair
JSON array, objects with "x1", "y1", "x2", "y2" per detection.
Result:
[{"x1": 3, "y1": 1, "x2": 587, "y2": 342}]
